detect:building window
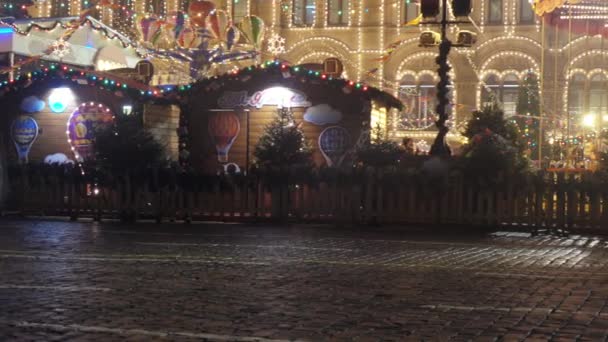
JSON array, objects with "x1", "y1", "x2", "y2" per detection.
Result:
[
  {"x1": 589, "y1": 74, "x2": 608, "y2": 118},
  {"x1": 50, "y1": 0, "x2": 70, "y2": 17},
  {"x1": 567, "y1": 73, "x2": 608, "y2": 136},
  {"x1": 145, "y1": 0, "x2": 165, "y2": 17},
  {"x1": 502, "y1": 74, "x2": 519, "y2": 117},
  {"x1": 481, "y1": 73, "x2": 519, "y2": 117},
  {"x1": 488, "y1": 0, "x2": 502, "y2": 24},
  {"x1": 567, "y1": 74, "x2": 585, "y2": 133},
  {"x1": 232, "y1": 0, "x2": 247, "y2": 23},
  {"x1": 328, "y1": 0, "x2": 348, "y2": 26},
  {"x1": 402, "y1": 0, "x2": 420, "y2": 24},
  {"x1": 399, "y1": 74, "x2": 440, "y2": 130},
  {"x1": 519, "y1": 0, "x2": 534, "y2": 24},
  {"x1": 293, "y1": 0, "x2": 315, "y2": 26}
]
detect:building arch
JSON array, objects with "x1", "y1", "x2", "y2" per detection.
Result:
[
  {"x1": 476, "y1": 51, "x2": 540, "y2": 110},
  {"x1": 284, "y1": 36, "x2": 354, "y2": 80},
  {"x1": 391, "y1": 52, "x2": 457, "y2": 132},
  {"x1": 563, "y1": 50, "x2": 608, "y2": 130},
  {"x1": 285, "y1": 36, "x2": 354, "y2": 55},
  {"x1": 294, "y1": 51, "x2": 352, "y2": 79}
]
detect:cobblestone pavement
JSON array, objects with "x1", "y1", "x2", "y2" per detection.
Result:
[{"x1": 1, "y1": 220, "x2": 608, "y2": 341}]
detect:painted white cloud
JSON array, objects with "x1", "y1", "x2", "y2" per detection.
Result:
[
  {"x1": 44, "y1": 153, "x2": 74, "y2": 165},
  {"x1": 20, "y1": 96, "x2": 45, "y2": 113},
  {"x1": 303, "y1": 104, "x2": 343, "y2": 126}
]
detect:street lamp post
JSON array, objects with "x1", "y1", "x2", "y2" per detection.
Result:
[
  {"x1": 420, "y1": 0, "x2": 473, "y2": 156},
  {"x1": 429, "y1": 0, "x2": 452, "y2": 156}
]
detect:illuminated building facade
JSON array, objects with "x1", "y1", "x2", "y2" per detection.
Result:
[{"x1": 10, "y1": 0, "x2": 608, "y2": 154}]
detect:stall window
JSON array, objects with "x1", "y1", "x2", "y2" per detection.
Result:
[
  {"x1": 293, "y1": 0, "x2": 315, "y2": 26},
  {"x1": 488, "y1": 0, "x2": 502, "y2": 24},
  {"x1": 402, "y1": 0, "x2": 419, "y2": 24},
  {"x1": 328, "y1": 0, "x2": 348, "y2": 26},
  {"x1": 50, "y1": 0, "x2": 70, "y2": 17},
  {"x1": 232, "y1": 0, "x2": 247, "y2": 23},
  {"x1": 519, "y1": 0, "x2": 534, "y2": 24}
]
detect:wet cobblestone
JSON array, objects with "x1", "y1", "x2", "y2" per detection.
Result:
[{"x1": 0, "y1": 220, "x2": 608, "y2": 341}]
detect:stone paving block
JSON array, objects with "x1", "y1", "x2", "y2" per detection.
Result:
[{"x1": 1, "y1": 220, "x2": 608, "y2": 341}]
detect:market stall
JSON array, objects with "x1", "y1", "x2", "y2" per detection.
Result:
[{"x1": 181, "y1": 62, "x2": 402, "y2": 173}]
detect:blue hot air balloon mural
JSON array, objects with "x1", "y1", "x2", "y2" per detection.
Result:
[{"x1": 318, "y1": 126, "x2": 350, "y2": 167}]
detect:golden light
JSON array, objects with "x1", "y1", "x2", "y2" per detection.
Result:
[{"x1": 582, "y1": 114, "x2": 597, "y2": 128}]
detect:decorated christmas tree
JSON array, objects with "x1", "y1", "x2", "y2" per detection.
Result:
[
  {"x1": 461, "y1": 100, "x2": 529, "y2": 183},
  {"x1": 515, "y1": 73, "x2": 541, "y2": 160},
  {"x1": 253, "y1": 106, "x2": 312, "y2": 168}
]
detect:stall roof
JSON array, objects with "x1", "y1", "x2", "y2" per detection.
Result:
[{"x1": 185, "y1": 61, "x2": 403, "y2": 111}]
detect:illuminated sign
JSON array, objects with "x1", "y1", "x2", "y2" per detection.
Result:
[{"x1": 218, "y1": 87, "x2": 311, "y2": 109}]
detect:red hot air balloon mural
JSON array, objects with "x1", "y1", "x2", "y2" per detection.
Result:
[
  {"x1": 208, "y1": 112, "x2": 240, "y2": 163},
  {"x1": 188, "y1": 0, "x2": 216, "y2": 28}
]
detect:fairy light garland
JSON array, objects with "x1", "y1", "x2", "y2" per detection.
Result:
[{"x1": 0, "y1": 63, "x2": 189, "y2": 100}]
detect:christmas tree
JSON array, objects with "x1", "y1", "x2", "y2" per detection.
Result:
[
  {"x1": 253, "y1": 106, "x2": 312, "y2": 168},
  {"x1": 356, "y1": 123, "x2": 402, "y2": 167},
  {"x1": 515, "y1": 72, "x2": 541, "y2": 160},
  {"x1": 461, "y1": 100, "x2": 529, "y2": 183},
  {"x1": 0, "y1": 0, "x2": 33, "y2": 20}
]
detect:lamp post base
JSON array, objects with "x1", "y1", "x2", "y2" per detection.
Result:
[{"x1": 429, "y1": 127, "x2": 451, "y2": 157}]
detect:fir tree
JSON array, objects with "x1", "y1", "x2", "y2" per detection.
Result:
[
  {"x1": 515, "y1": 73, "x2": 542, "y2": 159},
  {"x1": 356, "y1": 124, "x2": 402, "y2": 167},
  {"x1": 253, "y1": 106, "x2": 312, "y2": 168},
  {"x1": 460, "y1": 100, "x2": 529, "y2": 183},
  {"x1": 94, "y1": 112, "x2": 166, "y2": 173}
]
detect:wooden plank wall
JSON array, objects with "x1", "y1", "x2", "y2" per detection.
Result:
[
  {"x1": 8, "y1": 85, "x2": 135, "y2": 163},
  {"x1": 189, "y1": 105, "x2": 362, "y2": 172},
  {"x1": 143, "y1": 104, "x2": 179, "y2": 161}
]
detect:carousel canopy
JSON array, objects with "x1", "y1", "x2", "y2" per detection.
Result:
[{"x1": 0, "y1": 16, "x2": 143, "y2": 69}]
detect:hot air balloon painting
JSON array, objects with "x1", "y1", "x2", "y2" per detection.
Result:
[
  {"x1": 208, "y1": 111, "x2": 240, "y2": 163},
  {"x1": 207, "y1": 10, "x2": 230, "y2": 44},
  {"x1": 319, "y1": 126, "x2": 351, "y2": 167},
  {"x1": 188, "y1": 0, "x2": 216, "y2": 28},
  {"x1": 237, "y1": 15, "x2": 265, "y2": 49},
  {"x1": 177, "y1": 27, "x2": 203, "y2": 49},
  {"x1": 226, "y1": 25, "x2": 240, "y2": 51},
  {"x1": 166, "y1": 10, "x2": 186, "y2": 39},
  {"x1": 137, "y1": 16, "x2": 164, "y2": 48},
  {"x1": 67, "y1": 102, "x2": 114, "y2": 162}
]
